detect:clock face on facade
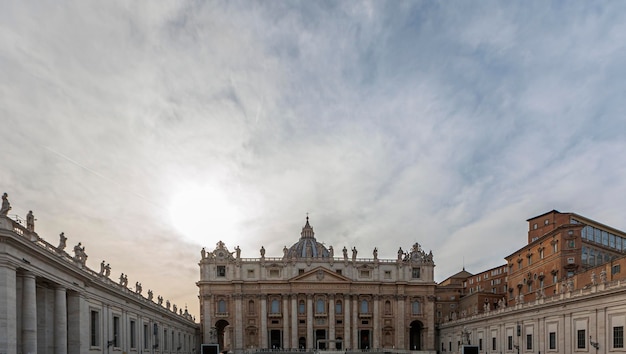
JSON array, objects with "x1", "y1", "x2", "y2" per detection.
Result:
[{"x1": 218, "y1": 252, "x2": 224, "y2": 258}]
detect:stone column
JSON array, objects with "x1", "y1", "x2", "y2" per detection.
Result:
[
  {"x1": 234, "y1": 294, "x2": 243, "y2": 353},
  {"x1": 306, "y1": 294, "x2": 313, "y2": 350},
  {"x1": 55, "y1": 286, "x2": 68, "y2": 354},
  {"x1": 343, "y1": 294, "x2": 350, "y2": 350},
  {"x1": 260, "y1": 295, "x2": 267, "y2": 349},
  {"x1": 21, "y1": 271, "x2": 37, "y2": 354},
  {"x1": 396, "y1": 295, "x2": 405, "y2": 349},
  {"x1": 0, "y1": 265, "x2": 17, "y2": 354},
  {"x1": 373, "y1": 295, "x2": 379, "y2": 349},
  {"x1": 328, "y1": 294, "x2": 335, "y2": 343},
  {"x1": 352, "y1": 295, "x2": 358, "y2": 349},
  {"x1": 282, "y1": 296, "x2": 290, "y2": 349},
  {"x1": 290, "y1": 295, "x2": 298, "y2": 349}
]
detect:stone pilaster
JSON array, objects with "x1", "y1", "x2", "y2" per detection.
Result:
[
  {"x1": 343, "y1": 294, "x2": 350, "y2": 350},
  {"x1": 373, "y1": 295, "x2": 379, "y2": 349},
  {"x1": 67, "y1": 291, "x2": 87, "y2": 354},
  {"x1": 234, "y1": 294, "x2": 243, "y2": 354},
  {"x1": 396, "y1": 295, "x2": 405, "y2": 349},
  {"x1": 260, "y1": 295, "x2": 267, "y2": 349},
  {"x1": 306, "y1": 294, "x2": 313, "y2": 349},
  {"x1": 282, "y1": 296, "x2": 289, "y2": 349},
  {"x1": 290, "y1": 295, "x2": 298, "y2": 349},
  {"x1": 328, "y1": 294, "x2": 335, "y2": 343},
  {"x1": 352, "y1": 295, "x2": 358, "y2": 349}
]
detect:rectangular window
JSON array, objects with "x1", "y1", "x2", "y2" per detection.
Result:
[
  {"x1": 526, "y1": 334, "x2": 532, "y2": 350},
  {"x1": 269, "y1": 269, "x2": 280, "y2": 277},
  {"x1": 360, "y1": 270, "x2": 370, "y2": 278},
  {"x1": 217, "y1": 266, "x2": 226, "y2": 277},
  {"x1": 247, "y1": 269, "x2": 254, "y2": 278},
  {"x1": 577, "y1": 329, "x2": 586, "y2": 349},
  {"x1": 412, "y1": 267, "x2": 421, "y2": 278},
  {"x1": 130, "y1": 320, "x2": 136, "y2": 349},
  {"x1": 613, "y1": 264, "x2": 621, "y2": 275},
  {"x1": 549, "y1": 332, "x2": 556, "y2": 349},
  {"x1": 113, "y1": 315, "x2": 120, "y2": 347},
  {"x1": 144, "y1": 323, "x2": 149, "y2": 350},
  {"x1": 298, "y1": 269, "x2": 305, "y2": 275},
  {"x1": 479, "y1": 338, "x2": 483, "y2": 350},
  {"x1": 384, "y1": 270, "x2": 392, "y2": 279},
  {"x1": 90, "y1": 310, "x2": 100, "y2": 347},
  {"x1": 164, "y1": 329, "x2": 168, "y2": 350},
  {"x1": 336, "y1": 269, "x2": 342, "y2": 275},
  {"x1": 614, "y1": 326, "x2": 624, "y2": 348},
  {"x1": 507, "y1": 335, "x2": 512, "y2": 350},
  {"x1": 492, "y1": 337, "x2": 496, "y2": 351}
]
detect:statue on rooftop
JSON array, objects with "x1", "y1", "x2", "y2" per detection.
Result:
[
  {"x1": 398, "y1": 247, "x2": 404, "y2": 261},
  {"x1": 26, "y1": 210, "x2": 35, "y2": 231},
  {"x1": 57, "y1": 232, "x2": 67, "y2": 252},
  {"x1": 135, "y1": 282, "x2": 142, "y2": 294},
  {"x1": 329, "y1": 245, "x2": 334, "y2": 258},
  {"x1": 260, "y1": 246, "x2": 265, "y2": 259},
  {"x1": 342, "y1": 246, "x2": 348, "y2": 260},
  {"x1": 148, "y1": 289, "x2": 154, "y2": 301},
  {"x1": 201, "y1": 247, "x2": 206, "y2": 259},
  {"x1": 73, "y1": 242, "x2": 87, "y2": 265},
  {"x1": 0, "y1": 193, "x2": 10, "y2": 216},
  {"x1": 158, "y1": 295, "x2": 163, "y2": 305},
  {"x1": 100, "y1": 261, "x2": 106, "y2": 275},
  {"x1": 236, "y1": 245, "x2": 241, "y2": 259},
  {"x1": 352, "y1": 247, "x2": 357, "y2": 261},
  {"x1": 373, "y1": 247, "x2": 378, "y2": 260},
  {"x1": 104, "y1": 263, "x2": 111, "y2": 277}
]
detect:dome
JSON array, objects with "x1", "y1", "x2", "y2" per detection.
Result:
[{"x1": 284, "y1": 217, "x2": 329, "y2": 259}]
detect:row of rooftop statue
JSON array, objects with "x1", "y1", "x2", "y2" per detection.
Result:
[
  {"x1": 201, "y1": 240, "x2": 435, "y2": 263},
  {"x1": 1, "y1": 192, "x2": 193, "y2": 320}
]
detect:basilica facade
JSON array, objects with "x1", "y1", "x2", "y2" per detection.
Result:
[{"x1": 197, "y1": 218, "x2": 437, "y2": 353}]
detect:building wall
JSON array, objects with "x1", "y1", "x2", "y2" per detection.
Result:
[
  {"x1": 0, "y1": 216, "x2": 200, "y2": 354},
  {"x1": 198, "y1": 229, "x2": 437, "y2": 354}
]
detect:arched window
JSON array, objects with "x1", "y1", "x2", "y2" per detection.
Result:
[
  {"x1": 218, "y1": 299, "x2": 227, "y2": 313},
  {"x1": 411, "y1": 301, "x2": 421, "y2": 315},
  {"x1": 298, "y1": 300, "x2": 305, "y2": 314},
  {"x1": 316, "y1": 299, "x2": 325, "y2": 313},
  {"x1": 384, "y1": 300, "x2": 392, "y2": 315},
  {"x1": 248, "y1": 300, "x2": 255, "y2": 314},
  {"x1": 335, "y1": 300, "x2": 343, "y2": 314},
  {"x1": 271, "y1": 299, "x2": 280, "y2": 314},
  {"x1": 360, "y1": 300, "x2": 369, "y2": 313}
]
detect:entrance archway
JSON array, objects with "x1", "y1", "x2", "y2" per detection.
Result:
[
  {"x1": 215, "y1": 320, "x2": 230, "y2": 351},
  {"x1": 409, "y1": 320, "x2": 423, "y2": 350}
]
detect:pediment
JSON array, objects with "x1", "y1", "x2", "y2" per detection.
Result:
[{"x1": 290, "y1": 267, "x2": 351, "y2": 283}]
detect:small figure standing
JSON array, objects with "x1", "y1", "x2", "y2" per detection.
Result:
[
  {"x1": 158, "y1": 295, "x2": 163, "y2": 305},
  {"x1": 600, "y1": 269, "x2": 607, "y2": 283},
  {"x1": 104, "y1": 263, "x2": 111, "y2": 278},
  {"x1": 236, "y1": 246, "x2": 241, "y2": 259},
  {"x1": 0, "y1": 193, "x2": 10, "y2": 216},
  {"x1": 201, "y1": 247, "x2": 206, "y2": 259},
  {"x1": 283, "y1": 246, "x2": 288, "y2": 257},
  {"x1": 57, "y1": 232, "x2": 67, "y2": 252},
  {"x1": 329, "y1": 246, "x2": 334, "y2": 258},
  {"x1": 135, "y1": 282, "x2": 142, "y2": 294},
  {"x1": 100, "y1": 260, "x2": 106, "y2": 275},
  {"x1": 373, "y1": 247, "x2": 378, "y2": 260},
  {"x1": 342, "y1": 246, "x2": 348, "y2": 260},
  {"x1": 120, "y1": 273, "x2": 125, "y2": 285},
  {"x1": 352, "y1": 247, "x2": 358, "y2": 261},
  {"x1": 398, "y1": 247, "x2": 404, "y2": 261},
  {"x1": 148, "y1": 289, "x2": 154, "y2": 301},
  {"x1": 26, "y1": 210, "x2": 35, "y2": 231},
  {"x1": 260, "y1": 246, "x2": 265, "y2": 259}
]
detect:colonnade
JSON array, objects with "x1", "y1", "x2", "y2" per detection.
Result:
[{"x1": 204, "y1": 293, "x2": 412, "y2": 353}]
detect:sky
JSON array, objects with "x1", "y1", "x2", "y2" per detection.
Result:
[{"x1": 2, "y1": 1, "x2": 626, "y2": 318}]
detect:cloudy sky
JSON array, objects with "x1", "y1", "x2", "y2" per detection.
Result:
[{"x1": 2, "y1": 1, "x2": 626, "y2": 317}]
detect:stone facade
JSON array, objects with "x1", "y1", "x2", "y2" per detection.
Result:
[
  {"x1": 0, "y1": 212, "x2": 199, "y2": 354},
  {"x1": 197, "y1": 218, "x2": 437, "y2": 353}
]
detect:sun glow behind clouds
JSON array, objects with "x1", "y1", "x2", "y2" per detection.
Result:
[{"x1": 169, "y1": 184, "x2": 242, "y2": 244}]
